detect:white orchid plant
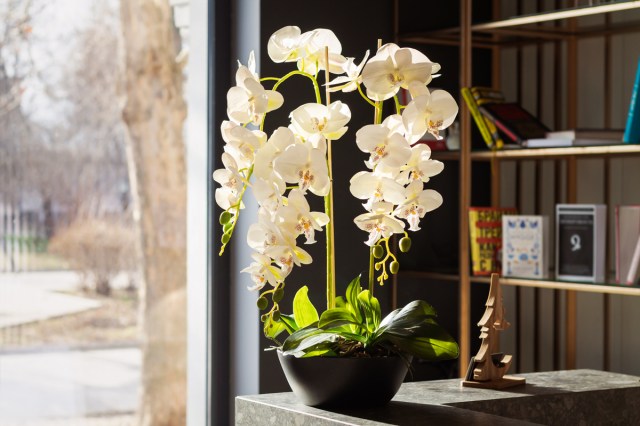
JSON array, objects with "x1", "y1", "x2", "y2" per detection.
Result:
[{"x1": 215, "y1": 26, "x2": 460, "y2": 360}]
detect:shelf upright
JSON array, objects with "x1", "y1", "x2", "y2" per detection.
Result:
[{"x1": 458, "y1": 0, "x2": 473, "y2": 377}]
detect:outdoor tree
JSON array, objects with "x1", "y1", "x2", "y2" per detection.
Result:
[{"x1": 120, "y1": 0, "x2": 187, "y2": 424}]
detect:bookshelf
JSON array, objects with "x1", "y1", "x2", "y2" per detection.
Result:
[{"x1": 395, "y1": 0, "x2": 640, "y2": 376}]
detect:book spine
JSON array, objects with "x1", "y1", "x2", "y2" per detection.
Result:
[
  {"x1": 616, "y1": 206, "x2": 621, "y2": 283},
  {"x1": 471, "y1": 88, "x2": 505, "y2": 149},
  {"x1": 624, "y1": 56, "x2": 640, "y2": 144},
  {"x1": 480, "y1": 106, "x2": 522, "y2": 143},
  {"x1": 626, "y1": 235, "x2": 640, "y2": 285},
  {"x1": 461, "y1": 87, "x2": 494, "y2": 149}
]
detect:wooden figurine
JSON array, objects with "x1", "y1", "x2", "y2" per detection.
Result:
[{"x1": 462, "y1": 273, "x2": 526, "y2": 389}]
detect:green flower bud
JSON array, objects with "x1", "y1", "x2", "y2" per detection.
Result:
[
  {"x1": 372, "y1": 245, "x2": 384, "y2": 259},
  {"x1": 375, "y1": 263, "x2": 381, "y2": 271},
  {"x1": 223, "y1": 222, "x2": 233, "y2": 233},
  {"x1": 389, "y1": 261, "x2": 400, "y2": 274},
  {"x1": 273, "y1": 289, "x2": 284, "y2": 302},
  {"x1": 219, "y1": 211, "x2": 232, "y2": 225},
  {"x1": 256, "y1": 297, "x2": 268, "y2": 310},
  {"x1": 260, "y1": 314, "x2": 268, "y2": 322},
  {"x1": 221, "y1": 233, "x2": 231, "y2": 244},
  {"x1": 399, "y1": 237, "x2": 412, "y2": 253},
  {"x1": 272, "y1": 310, "x2": 281, "y2": 321}
]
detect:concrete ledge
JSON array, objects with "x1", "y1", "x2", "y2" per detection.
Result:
[{"x1": 236, "y1": 369, "x2": 640, "y2": 425}]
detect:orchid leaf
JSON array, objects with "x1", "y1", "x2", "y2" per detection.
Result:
[
  {"x1": 279, "y1": 314, "x2": 298, "y2": 334},
  {"x1": 345, "y1": 275, "x2": 363, "y2": 322},
  {"x1": 318, "y1": 308, "x2": 360, "y2": 329},
  {"x1": 264, "y1": 315, "x2": 286, "y2": 340},
  {"x1": 384, "y1": 325, "x2": 459, "y2": 361},
  {"x1": 293, "y1": 286, "x2": 319, "y2": 328}
]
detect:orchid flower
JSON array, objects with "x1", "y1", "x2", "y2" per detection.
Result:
[
  {"x1": 398, "y1": 144, "x2": 444, "y2": 185},
  {"x1": 273, "y1": 141, "x2": 330, "y2": 196},
  {"x1": 253, "y1": 127, "x2": 298, "y2": 193},
  {"x1": 402, "y1": 82, "x2": 459, "y2": 142},
  {"x1": 221, "y1": 120, "x2": 267, "y2": 168},
  {"x1": 394, "y1": 180, "x2": 443, "y2": 231},
  {"x1": 327, "y1": 51, "x2": 370, "y2": 93},
  {"x1": 267, "y1": 26, "x2": 312, "y2": 63},
  {"x1": 349, "y1": 171, "x2": 406, "y2": 211},
  {"x1": 289, "y1": 101, "x2": 351, "y2": 148},
  {"x1": 297, "y1": 29, "x2": 347, "y2": 75},
  {"x1": 227, "y1": 54, "x2": 284, "y2": 125},
  {"x1": 252, "y1": 178, "x2": 284, "y2": 214},
  {"x1": 361, "y1": 43, "x2": 440, "y2": 101},
  {"x1": 241, "y1": 252, "x2": 282, "y2": 291},
  {"x1": 279, "y1": 189, "x2": 329, "y2": 244},
  {"x1": 212, "y1": 152, "x2": 245, "y2": 210},
  {"x1": 355, "y1": 121, "x2": 411, "y2": 169},
  {"x1": 354, "y1": 201, "x2": 405, "y2": 246}
]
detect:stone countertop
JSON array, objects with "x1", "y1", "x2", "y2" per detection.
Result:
[{"x1": 236, "y1": 369, "x2": 640, "y2": 425}]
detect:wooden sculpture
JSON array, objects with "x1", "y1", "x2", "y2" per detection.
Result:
[{"x1": 462, "y1": 273, "x2": 525, "y2": 389}]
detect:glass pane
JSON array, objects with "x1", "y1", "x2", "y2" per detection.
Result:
[{"x1": 0, "y1": 1, "x2": 187, "y2": 424}]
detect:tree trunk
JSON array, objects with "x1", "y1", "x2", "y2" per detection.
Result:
[{"x1": 120, "y1": 1, "x2": 187, "y2": 425}]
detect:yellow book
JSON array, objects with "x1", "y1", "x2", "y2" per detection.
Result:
[
  {"x1": 461, "y1": 87, "x2": 494, "y2": 149},
  {"x1": 469, "y1": 207, "x2": 517, "y2": 275}
]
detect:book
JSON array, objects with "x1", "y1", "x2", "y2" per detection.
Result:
[
  {"x1": 522, "y1": 129, "x2": 625, "y2": 148},
  {"x1": 469, "y1": 207, "x2": 517, "y2": 276},
  {"x1": 556, "y1": 204, "x2": 607, "y2": 283},
  {"x1": 470, "y1": 87, "x2": 506, "y2": 149},
  {"x1": 623, "y1": 56, "x2": 640, "y2": 144},
  {"x1": 502, "y1": 215, "x2": 550, "y2": 279},
  {"x1": 461, "y1": 87, "x2": 496, "y2": 150},
  {"x1": 626, "y1": 235, "x2": 640, "y2": 285},
  {"x1": 615, "y1": 205, "x2": 640, "y2": 284},
  {"x1": 480, "y1": 102, "x2": 550, "y2": 144}
]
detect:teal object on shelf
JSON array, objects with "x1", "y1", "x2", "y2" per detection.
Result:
[{"x1": 624, "y1": 56, "x2": 640, "y2": 144}]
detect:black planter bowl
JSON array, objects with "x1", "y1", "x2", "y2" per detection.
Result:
[{"x1": 277, "y1": 350, "x2": 412, "y2": 407}]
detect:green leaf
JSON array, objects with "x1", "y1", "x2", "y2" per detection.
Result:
[
  {"x1": 293, "y1": 286, "x2": 319, "y2": 329},
  {"x1": 301, "y1": 348, "x2": 337, "y2": 358},
  {"x1": 282, "y1": 331, "x2": 340, "y2": 357},
  {"x1": 282, "y1": 326, "x2": 323, "y2": 352},
  {"x1": 279, "y1": 314, "x2": 298, "y2": 334},
  {"x1": 357, "y1": 289, "x2": 381, "y2": 334},
  {"x1": 377, "y1": 300, "x2": 438, "y2": 337},
  {"x1": 335, "y1": 296, "x2": 347, "y2": 308},
  {"x1": 385, "y1": 324, "x2": 459, "y2": 361},
  {"x1": 263, "y1": 315, "x2": 286, "y2": 340},
  {"x1": 345, "y1": 275, "x2": 363, "y2": 321},
  {"x1": 318, "y1": 308, "x2": 360, "y2": 329}
]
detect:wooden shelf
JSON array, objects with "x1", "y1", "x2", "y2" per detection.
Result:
[
  {"x1": 431, "y1": 144, "x2": 640, "y2": 162},
  {"x1": 399, "y1": 0, "x2": 640, "y2": 48},
  {"x1": 400, "y1": 270, "x2": 640, "y2": 297}
]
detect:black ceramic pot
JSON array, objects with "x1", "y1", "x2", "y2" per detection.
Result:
[{"x1": 277, "y1": 350, "x2": 411, "y2": 407}]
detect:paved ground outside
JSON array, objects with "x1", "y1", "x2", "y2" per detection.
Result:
[
  {"x1": 0, "y1": 271, "x2": 101, "y2": 328},
  {"x1": 0, "y1": 271, "x2": 141, "y2": 425}
]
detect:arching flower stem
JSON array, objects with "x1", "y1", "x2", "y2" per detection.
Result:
[{"x1": 218, "y1": 165, "x2": 254, "y2": 256}]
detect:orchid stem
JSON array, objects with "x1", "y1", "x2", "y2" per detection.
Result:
[
  {"x1": 272, "y1": 70, "x2": 322, "y2": 104},
  {"x1": 324, "y1": 46, "x2": 336, "y2": 310},
  {"x1": 369, "y1": 246, "x2": 374, "y2": 294}
]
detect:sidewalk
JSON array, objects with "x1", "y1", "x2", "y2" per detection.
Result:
[
  {"x1": 0, "y1": 347, "x2": 141, "y2": 424},
  {"x1": 0, "y1": 271, "x2": 101, "y2": 328}
]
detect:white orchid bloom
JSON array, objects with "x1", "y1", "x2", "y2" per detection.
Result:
[
  {"x1": 241, "y1": 252, "x2": 282, "y2": 291},
  {"x1": 273, "y1": 142, "x2": 330, "y2": 196},
  {"x1": 394, "y1": 180, "x2": 443, "y2": 231},
  {"x1": 327, "y1": 51, "x2": 370, "y2": 93},
  {"x1": 221, "y1": 120, "x2": 267, "y2": 167},
  {"x1": 212, "y1": 152, "x2": 245, "y2": 210},
  {"x1": 247, "y1": 208, "x2": 286, "y2": 253},
  {"x1": 227, "y1": 55, "x2": 284, "y2": 125},
  {"x1": 361, "y1": 43, "x2": 441, "y2": 101},
  {"x1": 279, "y1": 189, "x2": 329, "y2": 244},
  {"x1": 290, "y1": 101, "x2": 351, "y2": 148},
  {"x1": 354, "y1": 202, "x2": 405, "y2": 246},
  {"x1": 267, "y1": 26, "x2": 312, "y2": 63},
  {"x1": 402, "y1": 83, "x2": 459, "y2": 142},
  {"x1": 355, "y1": 122, "x2": 411, "y2": 169},
  {"x1": 350, "y1": 171, "x2": 406, "y2": 211},
  {"x1": 253, "y1": 127, "x2": 298, "y2": 193},
  {"x1": 252, "y1": 178, "x2": 284, "y2": 214},
  {"x1": 398, "y1": 144, "x2": 444, "y2": 185},
  {"x1": 298, "y1": 29, "x2": 347, "y2": 75}
]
